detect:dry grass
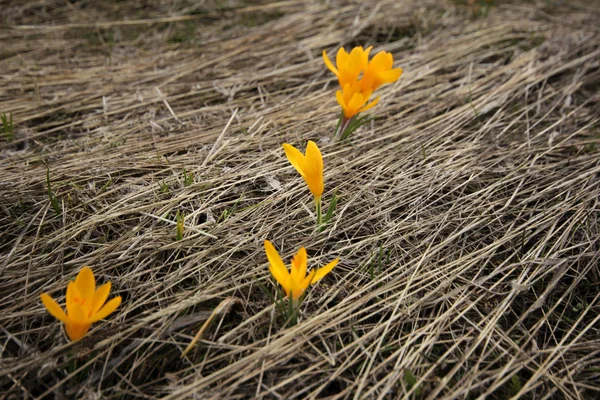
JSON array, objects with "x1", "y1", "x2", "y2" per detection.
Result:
[{"x1": 1, "y1": 0, "x2": 600, "y2": 398}]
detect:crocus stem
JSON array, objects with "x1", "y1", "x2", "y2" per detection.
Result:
[
  {"x1": 288, "y1": 292, "x2": 299, "y2": 327},
  {"x1": 338, "y1": 117, "x2": 354, "y2": 141},
  {"x1": 338, "y1": 117, "x2": 348, "y2": 138},
  {"x1": 315, "y1": 197, "x2": 322, "y2": 226},
  {"x1": 334, "y1": 112, "x2": 344, "y2": 137},
  {"x1": 68, "y1": 349, "x2": 76, "y2": 373}
]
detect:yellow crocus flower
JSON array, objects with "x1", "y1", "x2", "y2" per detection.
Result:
[
  {"x1": 361, "y1": 50, "x2": 403, "y2": 92},
  {"x1": 324, "y1": 46, "x2": 401, "y2": 125},
  {"x1": 322, "y1": 46, "x2": 371, "y2": 89},
  {"x1": 282, "y1": 140, "x2": 324, "y2": 201},
  {"x1": 265, "y1": 240, "x2": 339, "y2": 305},
  {"x1": 323, "y1": 46, "x2": 402, "y2": 93},
  {"x1": 40, "y1": 267, "x2": 122, "y2": 341},
  {"x1": 335, "y1": 82, "x2": 380, "y2": 119}
]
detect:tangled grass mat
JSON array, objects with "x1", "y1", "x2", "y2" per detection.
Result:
[{"x1": 1, "y1": 0, "x2": 599, "y2": 398}]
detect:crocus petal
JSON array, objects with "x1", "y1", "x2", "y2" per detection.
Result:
[
  {"x1": 305, "y1": 141, "x2": 323, "y2": 177},
  {"x1": 369, "y1": 52, "x2": 400, "y2": 89},
  {"x1": 322, "y1": 50, "x2": 339, "y2": 76},
  {"x1": 66, "y1": 281, "x2": 80, "y2": 317},
  {"x1": 379, "y1": 68, "x2": 403, "y2": 84},
  {"x1": 303, "y1": 141, "x2": 324, "y2": 198},
  {"x1": 336, "y1": 90, "x2": 347, "y2": 112},
  {"x1": 336, "y1": 48, "x2": 348, "y2": 70},
  {"x1": 40, "y1": 293, "x2": 69, "y2": 323},
  {"x1": 65, "y1": 322, "x2": 91, "y2": 341},
  {"x1": 357, "y1": 96, "x2": 380, "y2": 114},
  {"x1": 348, "y1": 47, "x2": 364, "y2": 70},
  {"x1": 282, "y1": 143, "x2": 306, "y2": 179},
  {"x1": 297, "y1": 269, "x2": 317, "y2": 300},
  {"x1": 361, "y1": 71, "x2": 375, "y2": 92},
  {"x1": 89, "y1": 296, "x2": 121, "y2": 323},
  {"x1": 338, "y1": 48, "x2": 363, "y2": 87},
  {"x1": 341, "y1": 82, "x2": 358, "y2": 104},
  {"x1": 370, "y1": 51, "x2": 393, "y2": 70},
  {"x1": 269, "y1": 263, "x2": 289, "y2": 290},
  {"x1": 362, "y1": 46, "x2": 373, "y2": 71},
  {"x1": 282, "y1": 274, "x2": 292, "y2": 298},
  {"x1": 291, "y1": 247, "x2": 307, "y2": 283},
  {"x1": 91, "y1": 282, "x2": 111, "y2": 316},
  {"x1": 74, "y1": 267, "x2": 95, "y2": 302},
  {"x1": 312, "y1": 258, "x2": 340, "y2": 284},
  {"x1": 264, "y1": 240, "x2": 289, "y2": 284},
  {"x1": 68, "y1": 301, "x2": 88, "y2": 323},
  {"x1": 305, "y1": 140, "x2": 321, "y2": 174},
  {"x1": 346, "y1": 92, "x2": 365, "y2": 118}
]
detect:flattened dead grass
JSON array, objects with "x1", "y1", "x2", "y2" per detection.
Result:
[{"x1": 1, "y1": 0, "x2": 599, "y2": 398}]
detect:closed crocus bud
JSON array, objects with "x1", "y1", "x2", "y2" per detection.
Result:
[{"x1": 282, "y1": 140, "x2": 324, "y2": 201}]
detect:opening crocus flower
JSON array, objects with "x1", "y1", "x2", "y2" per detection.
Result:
[
  {"x1": 40, "y1": 267, "x2": 122, "y2": 341},
  {"x1": 265, "y1": 240, "x2": 339, "y2": 306},
  {"x1": 336, "y1": 82, "x2": 380, "y2": 119},
  {"x1": 323, "y1": 46, "x2": 371, "y2": 89},
  {"x1": 361, "y1": 50, "x2": 403, "y2": 92},
  {"x1": 323, "y1": 46, "x2": 402, "y2": 135},
  {"x1": 282, "y1": 140, "x2": 324, "y2": 201},
  {"x1": 323, "y1": 46, "x2": 402, "y2": 93}
]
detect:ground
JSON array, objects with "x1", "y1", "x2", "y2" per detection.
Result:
[{"x1": 1, "y1": 0, "x2": 599, "y2": 399}]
